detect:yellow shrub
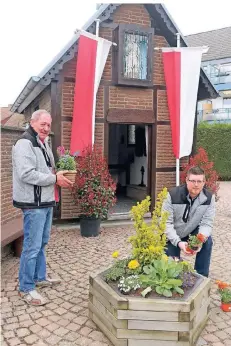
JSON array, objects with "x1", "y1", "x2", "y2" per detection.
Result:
[{"x1": 129, "y1": 188, "x2": 169, "y2": 266}]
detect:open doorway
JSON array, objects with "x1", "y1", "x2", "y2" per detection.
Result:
[{"x1": 108, "y1": 123, "x2": 148, "y2": 216}]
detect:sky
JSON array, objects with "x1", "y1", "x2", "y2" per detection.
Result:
[{"x1": 1, "y1": 0, "x2": 231, "y2": 107}]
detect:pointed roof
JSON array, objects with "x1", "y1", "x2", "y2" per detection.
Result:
[{"x1": 11, "y1": 3, "x2": 218, "y2": 113}]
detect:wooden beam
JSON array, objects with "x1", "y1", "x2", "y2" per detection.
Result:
[{"x1": 107, "y1": 109, "x2": 155, "y2": 124}]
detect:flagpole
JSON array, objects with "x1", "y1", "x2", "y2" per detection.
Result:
[{"x1": 176, "y1": 33, "x2": 181, "y2": 186}]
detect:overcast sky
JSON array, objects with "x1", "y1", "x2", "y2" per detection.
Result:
[{"x1": 1, "y1": 0, "x2": 231, "y2": 107}]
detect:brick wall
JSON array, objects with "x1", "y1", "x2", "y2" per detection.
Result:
[
  {"x1": 109, "y1": 87, "x2": 153, "y2": 110},
  {"x1": 153, "y1": 36, "x2": 169, "y2": 85},
  {"x1": 24, "y1": 86, "x2": 51, "y2": 121},
  {"x1": 112, "y1": 4, "x2": 151, "y2": 27},
  {"x1": 1, "y1": 127, "x2": 24, "y2": 225}
]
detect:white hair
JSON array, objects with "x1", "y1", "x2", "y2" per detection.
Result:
[{"x1": 31, "y1": 109, "x2": 51, "y2": 121}]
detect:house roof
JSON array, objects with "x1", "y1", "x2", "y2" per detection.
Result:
[
  {"x1": 0, "y1": 105, "x2": 25, "y2": 127},
  {"x1": 185, "y1": 27, "x2": 231, "y2": 62},
  {"x1": 11, "y1": 3, "x2": 218, "y2": 113}
]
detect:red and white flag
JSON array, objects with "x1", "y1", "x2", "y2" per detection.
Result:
[
  {"x1": 162, "y1": 47, "x2": 206, "y2": 159},
  {"x1": 70, "y1": 32, "x2": 112, "y2": 155}
]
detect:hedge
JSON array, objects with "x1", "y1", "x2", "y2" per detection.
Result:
[{"x1": 197, "y1": 122, "x2": 231, "y2": 180}]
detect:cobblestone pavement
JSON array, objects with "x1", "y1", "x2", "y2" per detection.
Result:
[{"x1": 1, "y1": 182, "x2": 231, "y2": 346}]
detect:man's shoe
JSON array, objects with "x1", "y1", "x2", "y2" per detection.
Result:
[
  {"x1": 19, "y1": 289, "x2": 48, "y2": 306},
  {"x1": 36, "y1": 278, "x2": 61, "y2": 288}
]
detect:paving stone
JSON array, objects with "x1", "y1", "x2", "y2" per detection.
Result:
[
  {"x1": 41, "y1": 309, "x2": 54, "y2": 317},
  {"x1": 29, "y1": 324, "x2": 42, "y2": 334},
  {"x1": 19, "y1": 319, "x2": 34, "y2": 328},
  {"x1": 18, "y1": 314, "x2": 30, "y2": 322},
  {"x1": 89, "y1": 330, "x2": 108, "y2": 342},
  {"x1": 3, "y1": 323, "x2": 20, "y2": 331},
  {"x1": 46, "y1": 334, "x2": 62, "y2": 345},
  {"x1": 57, "y1": 318, "x2": 70, "y2": 327},
  {"x1": 46, "y1": 322, "x2": 60, "y2": 332},
  {"x1": 30, "y1": 312, "x2": 43, "y2": 320},
  {"x1": 36, "y1": 317, "x2": 50, "y2": 327},
  {"x1": 215, "y1": 330, "x2": 229, "y2": 340},
  {"x1": 24, "y1": 334, "x2": 39, "y2": 344},
  {"x1": 47, "y1": 315, "x2": 61, "y2": 322},
  {"x1": 74, "y1": 336, "x2": 93, "y2": 346},
  {"x1": 63, "y1": 331, "x2": 81, "y2": 342},
  {"x1": 79, "y1": 326, "x2": 92, "y2": 336},
  {"x1": 53, "y1": 327, "x2": 69, "y2": 337},
  {"x1": 16, "y1": 328, "x2": 31, "y2": 337},
  {"x1": 203, "y1": 334, "x2": 220, "y2": 342},
  {"x1": 54, "y1": 307, "x2": 68, "y2": 315},
  {"x1": 66, "y1": 322, "x2": 81, "y2": 331},
  {"x1": 3, "y1": 331, "x2": 15, "y2": 339},
  {"x1": 6, "y1": 317, "x2": 18, "y2": 324},
  {"x1": 8, "y1": 337, "x2": 21, "y2": 346},
  {"x1": 39, "y1": 328, "x2": 51, "y2": 338}
]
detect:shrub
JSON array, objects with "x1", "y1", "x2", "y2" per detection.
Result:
[{"x1": 197, "y1": 122, "x2": 231, "y2": 180}]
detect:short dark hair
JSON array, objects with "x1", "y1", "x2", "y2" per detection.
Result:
[{"x1": 187, "y1": 166, "x2": 205, "y2": 177}]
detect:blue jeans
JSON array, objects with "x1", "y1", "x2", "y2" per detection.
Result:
[
  {"x1": 165, "y1": 228, "x2": 213, "y2": 277},
  {"x1": 19, "y1": 208, "x2": 53, "y2": 292}
]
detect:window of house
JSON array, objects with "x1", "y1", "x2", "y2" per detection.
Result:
[{"x1": 112, "y1": 24, "x2": 154, "y2": 87}]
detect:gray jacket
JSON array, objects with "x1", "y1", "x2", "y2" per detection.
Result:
[
  {"x1": 162, "y1": 185, "x2": 215, "y2": 246},
  {"x1": 12, "y1": 126, "x2": 56, "y2": 209}
]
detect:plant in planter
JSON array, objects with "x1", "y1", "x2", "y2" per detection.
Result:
[
  {"x1": 216, "y1": 280, "x2": 231, "y2": 312},
  {"x1": 72, "y1": 145, "x2": 116, "y2": 237},
  {"x1": 186, "y1": 233, "x2": 206, "y2": 254},
  {"x1": 56, "y1": 146, "x2": 77, "y2": 183},
  {"x1": 103, "y1": 188, "x2": 198, "y2": 299}
]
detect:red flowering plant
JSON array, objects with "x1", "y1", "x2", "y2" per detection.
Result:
[
  {"x1": 180, "y1": 147, "x2": 220, "y2": 200},
  {"x1": 72, "y1": 145, "x2": 117, "y2": 220},
  {"x1": 186, "y1": 233, "x2": 206, "y2": 254}
]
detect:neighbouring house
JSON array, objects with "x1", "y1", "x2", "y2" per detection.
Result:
[
  {"x1": 186, "y1": 27, "x2": 231, "y2": 123},
  {"x1": 9, "y1": 3, "x2": 218, "y2": 220},
  {"x1": 0, "y1": 105, "x2": 26, "y2": 127}
]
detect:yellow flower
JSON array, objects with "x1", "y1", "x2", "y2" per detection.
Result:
[
  {"x1": 128, "y1": 259, "x2": 140, "y2": 270},
  {"x1": 162, "y1": 254, "x2": 168, "y2": 261},
  {"x1": 112, "y1": 251, "x2": 119, "y2": 258},
  {"x1": 149, "y1": 245, "x2": 155, "y2": 252}
]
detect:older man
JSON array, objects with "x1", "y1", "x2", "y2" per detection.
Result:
[
  {"x1": 162, "y1": 166, "x2": 216, "y2": 277},
  {"x1": 12, "y1": 109, "x2": 72, "y2": 305}
]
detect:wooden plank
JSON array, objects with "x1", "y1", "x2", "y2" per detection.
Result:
[
  {"x1": 91, "y1": 312, "x2": 128, "y2": 346},
  {"x1": 117, "y1": 328, "x2": 178, "y2": 341},
  {"x1": 92, "y1": 275, "x2": 128, "y2": 309},
  {"x1": 128, "y1": 320, "x2": 190, "y2": 332},
  {"x1": 90, "y1": 298, "x2": 127, "y2": 329},
  {"x1": 117, "y1": 309, "x2": 179, "y2": 322},
  {"x1": 89, "y1": 285, "x2": 116, "y2": 315},
  {"x1": 128, "y1": 298, "x2": 191, "y2": 312},
  {"x1": 128, "y1": 340, "x2": 189, "y2": 346}
]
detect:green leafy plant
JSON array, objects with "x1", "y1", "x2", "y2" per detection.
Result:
[
  {"x1": 219, "y1": 288, "x2": 231, "y2": 304},
  {"x1": 139, "y1": 257, "x2": 184, "y2": 298},
  {"x1": 56, "y1": 146, "x2": 77, "y2": 171},
  {"x1": 129, "y1": 188, "x2": 169, "y2": 267},
  {"x1": 104, "y1": 258, "x2": 141, "y2": 282}
]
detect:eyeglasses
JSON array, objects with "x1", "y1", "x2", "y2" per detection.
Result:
[{"x1": 187, "y1": 179, "x2": 204, "y2": 185}]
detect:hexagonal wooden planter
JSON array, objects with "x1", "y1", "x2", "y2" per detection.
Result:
[{"x1": 89, "y1": 268, "x2": 211, "y2": 346}]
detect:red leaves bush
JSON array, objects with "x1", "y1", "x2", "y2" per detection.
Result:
[
  {"x1": 72, "y1": 145, "x2": 117, "y2": 219},
  {"x1": 180, "y1": 147, "x2": 220, "y2": 200}
]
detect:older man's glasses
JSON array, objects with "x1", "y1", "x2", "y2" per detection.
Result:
[{"x1": 187, "y1": 179, "x2": 204, "y2": 185}]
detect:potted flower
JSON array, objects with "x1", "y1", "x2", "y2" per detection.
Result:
[
  {"x1": 186, "y1": 233, "x2": 206, "y2": 254},
  {"x1": 216, "y1": 280, "x2": 231, "y2": 312},
  {"x1": 72, "y1": 145, "x2": 116, "y2": 237},
  {"x1": 56, "y1": 146, "x2": 77, "y2": 183}
]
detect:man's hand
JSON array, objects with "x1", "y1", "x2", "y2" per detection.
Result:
[
  {"x1": 178, "y1": 241, "x2": 194, "y2": 256},
  {"x1": 56, "y1": 171, "x2": 73, "y2": 188}
]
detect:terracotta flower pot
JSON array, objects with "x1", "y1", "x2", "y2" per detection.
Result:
[
  {"x1": 186, "y1": 245, "x2": 196, "y2": 255},
  {"x1": 221, "y1": 303, "x2": 231, "y2": 312},
  {"x1": 63, "y1": 171, "x2": 77, "y2": 184}
]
